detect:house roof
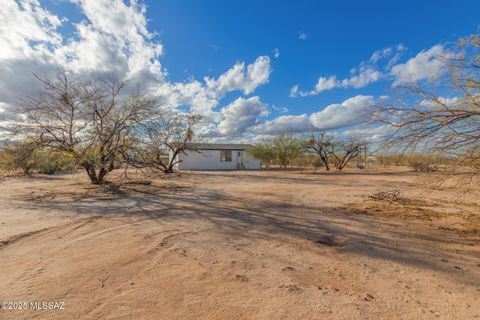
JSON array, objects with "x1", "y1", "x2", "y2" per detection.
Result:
[{"x1": 191, "y1": 143, "x2": 254, "y2": 150}]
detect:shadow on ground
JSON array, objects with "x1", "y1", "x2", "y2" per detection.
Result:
[{"x1": 19, "y1": 178, "x2": 480, "y2": 288}]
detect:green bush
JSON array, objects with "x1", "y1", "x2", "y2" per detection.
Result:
[
  {"x1": 0, "y1": 143, "x2": 76, "y2": 175},
  {"x1": 32, "y1": 149, "x2": 76, "y2": 174},
  {"x1": 248, "y1": 135, "x2": 304, "y2": 170}
]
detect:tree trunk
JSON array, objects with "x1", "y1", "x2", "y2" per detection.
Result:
[
  {"x1": 22, "y1": 166, "x2": 32, "y2": 176},
  {"x1": 315, "y1": 150, "x2": 330, "y2": 171},
  {"x1": 97, "y1": 167, "x2": 107, "y2": 184},
  {"x1": 320, "y1": 157, "x2": 330, "y2": 171},
  {"x1": 93, "y1": 159, "x2": 115, "y2": 184},
  {"x1": 84, "y1": 165, "x2": 100, "y2": 184},
  {"x1": 164, "y1": 167, "x2": 174, "y2": 174}
]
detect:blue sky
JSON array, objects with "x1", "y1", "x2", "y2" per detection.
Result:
[
  {"x1": 1, "y1": 0, "x2": 479, "y2": 140},
  {"x1": 150, "y1": 0, "x2": 478, "y2": 112}
]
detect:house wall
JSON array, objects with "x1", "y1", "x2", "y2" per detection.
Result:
[{"x1": 172, "y1": 150, "x2": 261, "y2": 170}]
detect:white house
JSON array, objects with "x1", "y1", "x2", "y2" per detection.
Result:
[{"x1": 171, "y1": 143, "x2": 261, "y2": 171}]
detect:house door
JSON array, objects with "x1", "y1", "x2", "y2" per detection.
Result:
[{"x1": 236, "y1": 151, "x2": 244, "y2": 169}]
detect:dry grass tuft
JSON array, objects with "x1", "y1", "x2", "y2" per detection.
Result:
[
  {"x1": 354, "y1": 189, "x2": 480, "y2": 235},
  {"x1": 369, "y1": 189, "x2": 401, "y2": 203}
]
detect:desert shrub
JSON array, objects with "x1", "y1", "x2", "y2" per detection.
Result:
[
  {"x1": 247, "y1": 143, "x2": 274, "y2": 168},
  {"x1": 410, "y1": 161, "x2": 437, "y2": 172},
  {"x1": 406, "y1": 154, "x2": 445, "y2": 172},
  {"x1": 376, "y1": 153, "x2": 446, "y2": 172},
  {"x1": 369, "y1": 189, "x2": 401, "y2": 202},
  {"x1": 376, "y1": 154, "x2": 409, "y2": 166},
  {"x1": 0, "y1": 143, "x2": 77, "y2": 175},
  {"x1": 290, "y1": 154, "x2": 316, "y2": 170},
  {"x1": 32, "y1": 149, "x2": 77, "y2": 174},
  {"x1": 0, "y1": 141, "x2": 36, "y2": 175},
  {"x1": 311, "y1": 157, "x2": 324, "y2": 173},
  {"x1": 248, "y1": 135, "x2": 305, "y2": 170}
]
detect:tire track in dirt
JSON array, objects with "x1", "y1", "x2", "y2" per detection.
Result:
[{"x1": 0, "y1": 217, "x2": 101, "y2": 250}]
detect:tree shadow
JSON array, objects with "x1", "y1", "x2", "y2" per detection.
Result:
[
  {"x1": 20, "y1": 180, "x2": 480, "y2": 288},
  {"x1": 180, "y1": 171, "x2": 407, "y2": 188}
]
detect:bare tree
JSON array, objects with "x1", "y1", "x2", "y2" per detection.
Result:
[
  {"x1": 127, "y1": 113, "x2": 201, "y2": 173},
  {"x1": 329, "y1": 139, "x2": 363, "y2": 171},
  {"x1": 17, "y1": 71, "x2": 156, "y2": 184},
  {"x1": 376, "y1": 34, "x2": 480, "y2": 174},
  {"x1": 306, "y1": 133, "x2": 332, "y2": 171}
]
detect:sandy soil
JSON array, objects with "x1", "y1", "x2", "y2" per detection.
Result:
[{"x1": 0, "y1": 169, "x2": 479, "y2": 319}]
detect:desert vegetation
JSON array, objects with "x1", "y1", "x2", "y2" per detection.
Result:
[
  {"x1": 0, "y1": 141, "x2": 75, "y2": 175},
  {"x1": 247, "y1": 134, "x2": 366, "y2": 171},
  {"x1": 242, "y1": 35, "x2": 480, "y2": 176},
  {"x1": 124, "y1": 113, "x2": 202, "y2": 174},
  {"x1": 1, "y1": 32, "x2": 480, "y2": 320},
  {"x1": 247, "y1": 135, "x2": 304, "y2": 169},
  {"x1": 376, "y1": 34, "x2": 480, "y2": 176},
  {"x1": 1, "y1": 71, "x2": 200, "y2": 183},
  {"x1": 3, "y1": 35, "x2": 480, "y2": 180}
]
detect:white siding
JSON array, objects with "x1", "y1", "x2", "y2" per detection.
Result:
[{"x1": 172, "y1": 149, "x2": 261, "y2": 171}]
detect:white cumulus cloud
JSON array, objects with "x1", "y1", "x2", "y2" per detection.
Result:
[
  {"x1": 249, "y1": 114, "x2": 315, "y2": 135},
  {"x1": 154, "y1": 56, "x2": 271, "y2": 116},
  {"x1": 315, "y1": 76, "x2": 338, "y2": 92},
  {"x1": 390, "y1": 44, "x2": 446, "y2": 86},
  {"x1": 218, "y1": 97, "x2": 268, "y2": 135},
  {"x1": 0, "y1": 0, "x2": 273, "y2": 135},
  {"x1": 339, "y1": 68, "x2": 381, "y2": 89},
  {"x1": 292, "y1": 69, "x2": 381, "y2": 97},
  {"x1": 291, "y1": 44, "x2": 406, "y2": 97},
  {"x1": 310, "y1": 95, "x2": 386, "y2": 130},
  {"x1": 206, "y1": 56, "x2": 271, "y2": 96}
]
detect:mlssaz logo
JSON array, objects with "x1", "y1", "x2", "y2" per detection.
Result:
[{"x1": 29, "y1": 302, "x2": 65, "y2": 310}]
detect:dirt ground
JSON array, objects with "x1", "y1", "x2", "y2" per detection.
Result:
[{"x1": 0, "y1": 169, "x2": 479, "y2": 320}]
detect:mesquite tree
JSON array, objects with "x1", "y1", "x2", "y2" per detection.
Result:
[
  {"x1": 248, "y1": 135, "x2": 304, "y2": 170},
  {"x1": 329, "y1": 139, "x2": 363, "y2": 171},
  {"x1": 307, "y1": 133, "x2": 332, "y2": 171},
  {"x1": 127, "y1": 113, "x2": 201, "y2": 173},
  {"x1": 18, "y1": 71, "x2": 156, "y2": 184},
  {"x1": 376, "y1": 34, "x2": 480, "y2": 174}
]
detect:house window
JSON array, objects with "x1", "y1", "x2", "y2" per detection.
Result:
[{"x1": 220, "y1": 150, "x2": 232, "y2": 162}]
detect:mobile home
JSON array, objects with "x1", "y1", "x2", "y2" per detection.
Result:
[{"x1": 171, "y1": 144, "x2": 261, "y2": 171}]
